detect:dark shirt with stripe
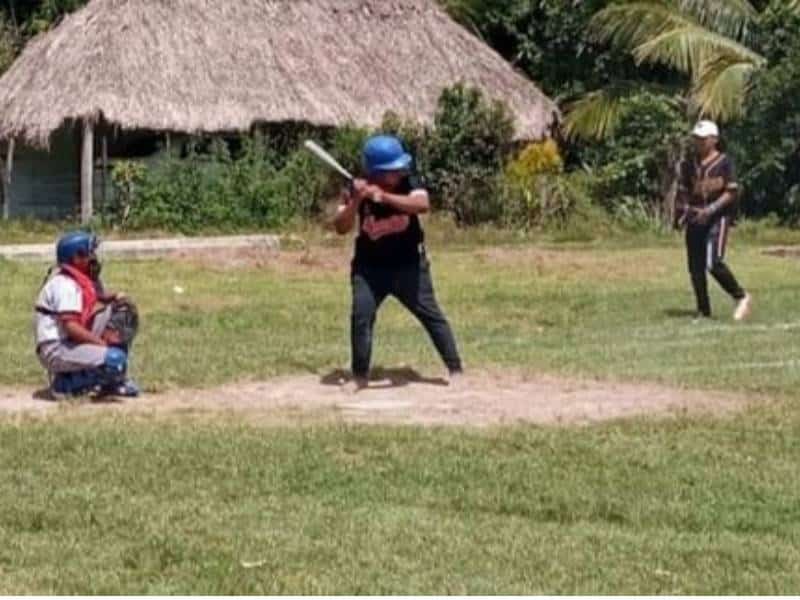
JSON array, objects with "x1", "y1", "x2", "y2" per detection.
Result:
[
  {"x1": 352, "y1": 174, "x2": 426, "y2": 268},
  {"x1": 678, "y1": 152, "x2": 739, "y2": 224}
]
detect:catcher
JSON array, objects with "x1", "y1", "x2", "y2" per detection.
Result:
[
  {"x1": 33, "y1": 231, "x2": 140, "y2": 399},
  {"x1": 676, "y1": 120, "x2": 752, "y2": 321},
  {"x1": 334, "y1": 134, "x2": 463, "y2": 389}
]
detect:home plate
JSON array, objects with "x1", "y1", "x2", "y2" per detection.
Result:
[{"x1": 339, "y1": 399, "x2": 415, "y2": 412}]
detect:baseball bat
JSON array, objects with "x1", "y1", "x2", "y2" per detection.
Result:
[{"x1": 304, "y1": 140, "x2": 354, "y2": 183}]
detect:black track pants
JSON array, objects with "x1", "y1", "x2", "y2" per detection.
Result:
[
  {"x1": 350, "y1": 257, "x2": 462, "y2": 377},
  {"x1": 686, "y1": 218, "x2": 746, "y2": 317}
]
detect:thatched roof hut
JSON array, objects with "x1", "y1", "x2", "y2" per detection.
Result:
[{"x1": 0, "y1": 0, "x2": 559, "y2": 221}]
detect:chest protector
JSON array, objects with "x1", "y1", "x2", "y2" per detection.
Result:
[{"x1": 59, "y1": 265, "x2": 98, "y2": 328}]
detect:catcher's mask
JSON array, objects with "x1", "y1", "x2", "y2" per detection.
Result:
[
  {"x1": 56, "y1": 231, "x2": 103, "y2": 278},
  {"x1": 88, "y1": 256, "x2": 102, "y2": 280}
]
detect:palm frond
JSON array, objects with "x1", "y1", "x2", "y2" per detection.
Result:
[
  {"x1": 676, "y1": 0, "x2": 757, "y2": 40},
  {"x1": 692, "y1": 56, "x2": 756, "y2": 121},
  {"x1": 562, "y1": 83, "x2": 682, "y2": 141},
  {"x1": 633, "y1": 24, "x2": 765, "y2": 74},
  {"x1": 590, "y1": 2, "x2": 699, "y2": 52},
  {"x1": 592, "y1": 2, "x2": 764, "y2": 77}
]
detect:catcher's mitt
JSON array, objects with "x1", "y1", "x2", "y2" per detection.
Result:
[{"x1": 106, "y1": 299, "x2": 139, "y2": 346}]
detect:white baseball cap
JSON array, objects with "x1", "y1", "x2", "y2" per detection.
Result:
[{"x1": 692, "y1": 120, "x2": 719, "y2": 138}]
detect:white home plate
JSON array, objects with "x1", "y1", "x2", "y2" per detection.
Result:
[{"x1": 339, "y1": 400, "x2": 414, "y2": 412}]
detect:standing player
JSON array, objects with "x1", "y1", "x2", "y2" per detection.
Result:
[
  {"x1": 334, "y1": 134, "x2": 463, "y2": 388},
  {"x1": 677, "y1": 120, "x2": 752, "y2": 321},
  {"x1": 34, "y1": 231, "x2": 140, "y2": 399}
]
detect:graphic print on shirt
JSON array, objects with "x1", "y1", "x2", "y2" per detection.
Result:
[{"x1": 361, "y1": 202, "x2": 410, "y2": 241}]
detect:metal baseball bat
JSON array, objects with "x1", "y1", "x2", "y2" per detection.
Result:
[{"x1": 304, "y1": 140, "x2": 354, "y2": 182}]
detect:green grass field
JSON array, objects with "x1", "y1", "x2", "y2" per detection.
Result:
[{"x1": 2, "y1": 227, "x2": 800, "y2": 593}]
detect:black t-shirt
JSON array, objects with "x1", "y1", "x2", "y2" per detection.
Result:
[
  {"x1": 352, "y1": 175, "x2": 426, "y2": 268},
  {"x1": 678, "y1": 152, "x2": 739, "y2": 223}
]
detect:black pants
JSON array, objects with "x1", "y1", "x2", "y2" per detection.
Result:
[
  {"x1": 686, "y1": 218, "x2": 746, "y2": 317},
  {"x1": 350, "y1": 257, "x2": 462, "y2": 377}
]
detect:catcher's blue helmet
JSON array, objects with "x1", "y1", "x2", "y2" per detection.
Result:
[
  {"x1": 56, "y1": 231, "x2": 98, "y2": 265},
  {"x1": 363, "y1": 135, "x2": 412, "y2": 175}
]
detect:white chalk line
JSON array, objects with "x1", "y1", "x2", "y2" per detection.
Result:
[
  {"x1": 569, "y1": 320, "x2": 800, "y2": 350},
  {"x1": 671, "y1": 359, "x2": 800, "y2": 374}
]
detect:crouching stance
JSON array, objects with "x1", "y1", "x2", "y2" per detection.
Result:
[
  {"x1": 334, "y1": 135, "x2": 463, "y2": 387},
  {"x1": 34, "y1": 232, "x2": 140, "y2": 399}
]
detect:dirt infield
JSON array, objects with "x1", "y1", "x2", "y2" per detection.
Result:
[{"x1": 0, "y1": 369, "x2": 748, "y2": 427}]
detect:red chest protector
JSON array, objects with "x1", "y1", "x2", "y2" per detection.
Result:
[{"x1": 60, "y1": 265, "x2": 98, "y2": 328}]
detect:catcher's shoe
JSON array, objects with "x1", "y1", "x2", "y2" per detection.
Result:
[
  {"x1": 50, "y1": 371, "x2": 102, "y2": 400},
  {"x1": 49, "y1": 379, "x2": 70, "y2": 402},
  {"x1": 102, "y1": 379, "x2": 141, "y2": 398},
  {"x1": 734, "y1": 293, "x2": 752, "y2": 322}
]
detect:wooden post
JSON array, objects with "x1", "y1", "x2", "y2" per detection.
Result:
[
  {"x1": 101, "y1": 135, "x2": 108, "y2": 210},
  {"x1": 81, "y1": 121, "x2": 94, "y2": 224},
  {"x1": 1, "y1": 138, "x2": 14, "y2": 220}
]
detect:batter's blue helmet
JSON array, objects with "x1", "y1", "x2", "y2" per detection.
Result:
[
  {"x1": 363, "y1": 135, "x2": 412, "y2": 175},
  {"x1": 56, "y1": 231, "x2": 98, "y2": 265}
]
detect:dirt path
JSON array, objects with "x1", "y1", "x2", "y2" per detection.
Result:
[{"x1": 0, "y1": 369, "x2": 749, "y2": 427}]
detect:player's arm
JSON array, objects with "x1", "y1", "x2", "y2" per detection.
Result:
[
  {"x1": 58, "y1": 315, "x2": 107, "y2": 346},
  {"x1": 334, "y1": 179, "x2": 374, "y2": 234},
  {"x1": 707, "y1": 190, "x2": 736, "y2": 213},
  {"x1": 375, "y1": 188, "x2": 430, "y2": 215},
  {"x1": 675, "y1": 162, "x2": 693, "y2": 227},
  {"x1": 98, "y1": 291, "x2": 126, "y2": 304},
  {"x1": 333, "y1": 191, "x2": 359, "y2": 235}
]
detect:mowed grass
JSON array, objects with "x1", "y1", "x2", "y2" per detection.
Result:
[
  {"x1": 2, "y1": 229, "x2": 800, "y2": 593},
  {"x1": 2, "y1": 416, "x2": 800, "y2": 594},
  {"x1": 1, "y1": 231, "x2": 799, "y2": 395}
]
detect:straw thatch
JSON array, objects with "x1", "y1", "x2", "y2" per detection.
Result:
[{"x1": 0, "y1": 0, "x2": 558, "y2": 147}]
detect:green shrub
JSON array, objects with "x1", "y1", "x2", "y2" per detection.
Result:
[
  {"x1": 609, "y1": 195, "x2": 671, "y2": 234},
  {"x1": 96, "y1": 98, "x2": 600, "y2": 235},
  {"x1": 500, "y1": 171, "x2": 592, "y2": 231},
  {"x1": 103, "y1": 127, "x2": 369, "y2": 233},
  {"x1": 107, "y1": 160, "x2": 146, "y2": 227},
  {"x1": 382, "y1": 85, "x2": 517, "y2": 225},
  {"x1": 423, "y1": 84, "x2": 516, "y2": 225},
  {"x1": 582, "y1": 92, "x2": 687, "y2": 210},
  {"x1": 115, "y1": 135, "x2": 279, "y2": 232},
  {"x1": 506, "y1": 139, "x2": 564, "y2": 186}
]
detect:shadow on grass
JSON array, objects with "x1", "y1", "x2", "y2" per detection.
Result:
[
  {"x1": 32, "y1": 388, "x2": 54, "y2": 401},
  {"x1": 320, "y1": 366, "x2": 448, "y2": 389},
  {"x1": 663, "y1": 308, "x2": 698, "y2": 319},
  {"x1": 31, "y1": 387, "x2": 124, "y2": 404}
]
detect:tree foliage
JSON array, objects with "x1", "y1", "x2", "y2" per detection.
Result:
[{"x1": 3, "y1": 0, "x2": 800, "y2": 226}]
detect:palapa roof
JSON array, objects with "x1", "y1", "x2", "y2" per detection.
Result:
[{"x1": 0, "y1": 0, "x2": 559, "y2": 148}]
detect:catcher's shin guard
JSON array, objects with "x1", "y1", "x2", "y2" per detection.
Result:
[{"x1": 51, "y1": 370, "x2": 102, "y2": 397}]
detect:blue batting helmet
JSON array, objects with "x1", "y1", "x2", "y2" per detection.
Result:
[
  {"x1": 363, "y1": 135, "x2": 412, "y2": 175},
  {"x1": 56, "y1": 231, "x2": 99, "y2": 265}
]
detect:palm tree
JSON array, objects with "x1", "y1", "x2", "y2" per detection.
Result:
[{"x1": 565, "y1": 0, "x2": 799, "y2": 140}]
